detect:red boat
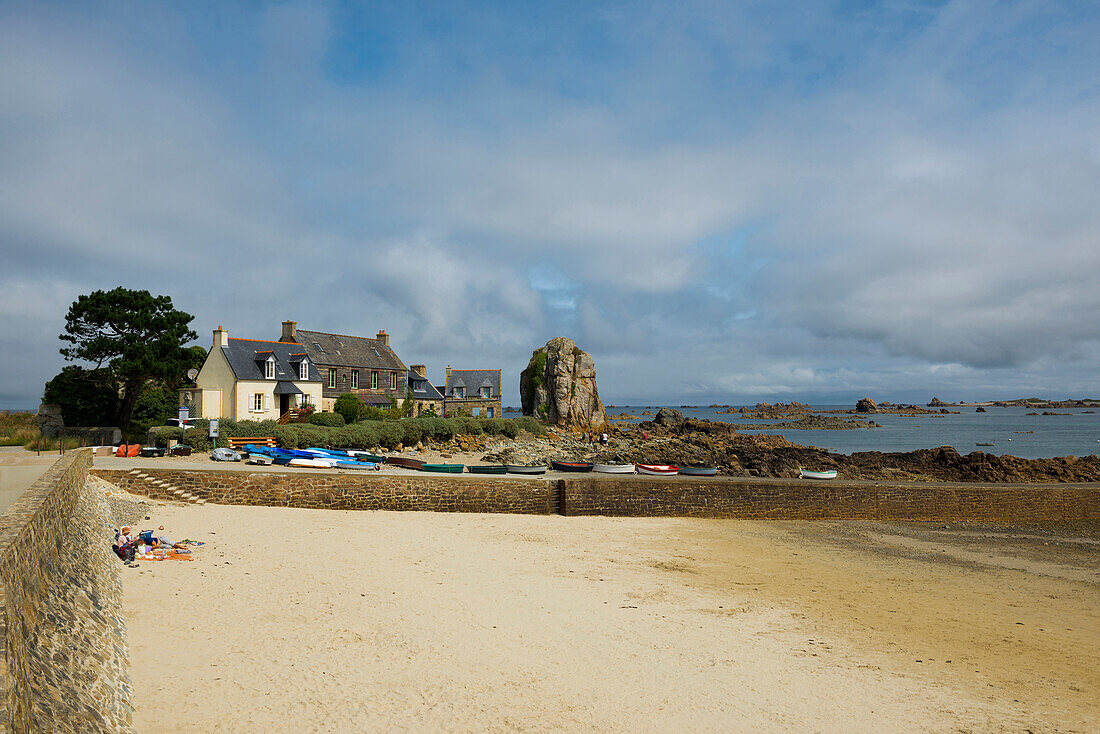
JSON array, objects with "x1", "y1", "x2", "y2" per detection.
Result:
[{"x1": 635, "y1": 464, "x2": 679, "y2": 475}]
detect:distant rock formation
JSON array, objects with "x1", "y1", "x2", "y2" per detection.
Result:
[
  {"x1": 520, "y1": 337, "x2": 607, "y2": 428},
  {"x1": 928, "y1": 397, "x2": 948, "y2": 407},
  {"x1": 653, "y1": 407, "x2": 685, "y2": 427},
  {"x1": 976, "y1": 407, "x2": 987, "y2": 413},
  {"x1": 855, "y1": 397, "x2": 877, "y2": 413}
]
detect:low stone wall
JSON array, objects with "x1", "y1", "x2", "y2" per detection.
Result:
[
  {"x1": 559, "y1": 476, "x2": 1100, "y2": 521},
  {"x1": 0, "y1": 449, "x2": 133, "y2": 733},
  {"x1": 92, "y1": 468, "x2": 558, "y2": 515},
  {"x1": 90, "y1": 467, "x2": 1100, "y2": 523}
]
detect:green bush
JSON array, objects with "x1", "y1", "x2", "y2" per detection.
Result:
[
  {"x1": 480, "y1": 418, "x2": 505, "y2": 435},
  {"x1": 498, "y1": 419, "x2": 519, "y2": 439},
  {"x1": 399, "y1": 419, "x2": 425, "y2": 445},
  {"x1": 514, "y1": 416, "x2": 545, "y2": 436},
  {"x1": 458, "y1": 417, "x2": 482, "y2": 435},
  {"x1": 377, "y1": 421, "x2": 405, "y2": 448},
  {"x1": 308, "y1": 412, "x2": 346, "y2": 427},
  {"x1": 333, "y1": 393, "x2": 362, "y2": 424}
]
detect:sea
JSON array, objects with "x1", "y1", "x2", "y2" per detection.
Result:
[{"x1": 600, "y1": 406, "x2": 1100, "y2": 460}]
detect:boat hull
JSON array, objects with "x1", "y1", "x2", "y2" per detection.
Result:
[
  {"x1": 335, "y1": 461, "x2": 379, "y2": 470},
  {"x1": 678, "y1": 467, "x2": 717, "y2": 476},
  {"x1": 799, "y1": 469, "x2": 838, "y2": 480},
  {"x1": 384, "y1": 457, "x2": 425, "y2": 470},
  {"x1": 593, "y1": 463, "x2": 636, "y2": 474},
  {"x1": 506, "y1": 465, "x2": 547, "y2": 475},
  {"x1": 467, "y1": 465, "x2": 508, "y2": 475},
  {"x1": 422, "y1": 463, "x2": 464, "y2": 473},
  {"x1": 288, "y1": 458, "x2": 339, "y2": 468},
  {"x1": 636, "y1": 464, "x2": 680, "y2": 475},
  {"x1": 551, "y1": 461, "x2": 594, "y2": 472}
]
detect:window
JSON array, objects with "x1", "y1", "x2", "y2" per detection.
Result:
[
  {"x1": 298, "y1": 360, "x2": 309, "y2": 380},
  {"x1": 265, "y1": 358, "x2": 275, "y2": 379},
  {"x1": 480, "y1": 386, "x2": 491, "y2": 399},
  {"x1": 487, "y1": 407, "x2": 494, "y2": 418},
  {"x1": 351, "y1": 370, "x2": 359, "y2": 389},
  {"x1": 371, "y1": 371, "x2": 378, "y2": 389},
  {"x1": 472, "y1": 407, "x2": 480, "y2": 417},
  {"x1": 328, "y1": 369, "x2": 337, "y2": 389},
  {"x1": 390, "y1": 372, "x2": 398, "y2": 390},
  {"x1": 252, "y1": 393, "x2": 264, "y2": 412},
  {"x1": 454, "y1": 386, "x2": 465, "y2": 399}
]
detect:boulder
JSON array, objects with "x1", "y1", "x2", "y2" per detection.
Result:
[
  {"x1": 519, "y1": 337, "x2": 607, "y2": 428},
  {"x1": 975, "y1": 407, "x2": 986, "y2": 413},
  {"x1": 37, "y1": 403, "x2": 64, "y2": 438},
  {"x1": 653, "y1": 407, "x2": 685, "y2": 427},
  {"x1": 928, "y1": 397, "x2": 948, "y2": 407},
  {"x1": 855, "y1": 397, "x2": 877, "y2": 413}
]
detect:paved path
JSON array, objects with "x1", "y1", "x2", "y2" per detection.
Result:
[{"x1": 0, "y1": 446, "x2": 63, "y2": 513}]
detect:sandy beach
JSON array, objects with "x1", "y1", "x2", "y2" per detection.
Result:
[{"x1": 121, "y1": 498, "x2": 1099, "y2": 732}]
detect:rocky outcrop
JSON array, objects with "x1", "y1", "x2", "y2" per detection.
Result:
[
  {"x1": 520, "y1": 338, "x2": 607, "y2": 429},
  {"x1": 928, "y1": 397, "x2": 948, "y2": 407},
  {"x1": 653, "y1": 408, "x2": 684, "y2": 427},
  {"x1": 855, "y1": 397, "x2": 877, "y2": 413}
]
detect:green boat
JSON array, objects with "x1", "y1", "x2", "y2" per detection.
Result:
[
  {"x1": 467, "y1": 465, "x2": 508, "y2": 475},
  {"x1": 350, "y1": 452, "x2": 386, "y2": 463},
  {"x1": 422, "y1": 463, "x2": 464, "y2": 473}
]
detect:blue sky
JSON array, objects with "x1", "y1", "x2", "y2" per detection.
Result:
[{"x1": 2, "y1": 0, "x2": 1099, "y2": 408}]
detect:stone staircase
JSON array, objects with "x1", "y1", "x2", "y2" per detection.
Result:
[{"x1": 126, "y1": 469, "x2": 207, "y2": 505}]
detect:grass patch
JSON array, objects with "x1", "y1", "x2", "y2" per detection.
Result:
[{"x1": 0, "y1": 411, "x2": 42, "y2": 449}]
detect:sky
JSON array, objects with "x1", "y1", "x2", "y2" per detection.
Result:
[{"x1": 1, "y1": 0, "x2": 1098, "y2": 409}]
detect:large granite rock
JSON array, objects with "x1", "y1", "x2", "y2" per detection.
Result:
[
  {"x1": 653, "y1": 407, "x2": 685, "y2": 427},
  {"x1": 520, "y1": 337, "x2": 607, "y2": 428},
  {"x1": 855, "y1": 397, "x2": 877, "y2": 413}
]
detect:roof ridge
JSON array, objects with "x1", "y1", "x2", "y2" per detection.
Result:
[
  {"x1": 228, "y1": 337, "x2": 297, "y2": 346},
  {"x1": 297, "y1": 328, "x2": 390, "y2": 343}
]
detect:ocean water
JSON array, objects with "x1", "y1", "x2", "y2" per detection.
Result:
[{"x1": 605, "y1": 405, "x2": 1100, "y2": 460}]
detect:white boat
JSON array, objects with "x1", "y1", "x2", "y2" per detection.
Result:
[
  {"x1": 636, "y1": 464, "x2": 680, "y2": 476},
  {"x1": 800, "y1": 468, "x2": 838, "y2": 480},
  {"x1": 593, "y1": 463, "x2": 636, "y2": 474},
  {"x1": 246, "y1": 454, "x2": 274, "y2": 465},
  {"x1": 288, "y1": 458, "x2": 339, "y2": 468}
]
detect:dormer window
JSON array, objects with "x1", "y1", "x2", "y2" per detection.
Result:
[
  {"x1": 298, "y1": 358, "x2": 309, "y2": 380},
  {"x1": 480, "y1": 386, "x2": 491, "y2": 399},
  {"x1": 454, "y1": 386, "x2": 465, "y2": 399},
  {"x1": 265, "y1": 356, "x2": 276, "y2": 379}
]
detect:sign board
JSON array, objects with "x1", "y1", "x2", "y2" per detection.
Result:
[
  {"x1": 209, "y1": 419, "x2": 219, "y2": 438},
  {"x1": 178, "y1": 406, "x2": 190, "y2": 423}
]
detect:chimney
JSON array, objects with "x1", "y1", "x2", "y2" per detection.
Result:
[
  {"x1": 281, "y1": 320, "x2": 298, "y2": 342},
  {"x1": 411, "y1": 364, "x2": 426, "y2": 378},
  {"x1": 213, "y1": 325, "x2": 228, "y2": 349},
  {"x1": 376, "y1": 329, "x2": 389, "y2": 347},
  {"x1": 446, "y1": 365, "x2": 451, "y2": 382}
]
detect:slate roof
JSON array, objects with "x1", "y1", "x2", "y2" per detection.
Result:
[
  {"x1": 445, "y1": 369, "x2": 502, "y2": 398},
  {"x1": 222, "y1": 338, "x2": 322, "y2": 382},
  {"x1": 408, "y1": 370, "x2": 444, "y2": 401},
  {"x1": 290, "y1": 329, "x2": 406, "y2": 371}
]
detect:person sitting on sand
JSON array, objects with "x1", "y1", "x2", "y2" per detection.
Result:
[{"x1": 113, "y1": 526, "x2": 136, "y2": 563}]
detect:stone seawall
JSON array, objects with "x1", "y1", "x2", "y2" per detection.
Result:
[
  {"x1": 0, "y1": 449, "x2": 133, "y2": 733},
  {"x1": 91, "y1": 467, "x2": 1100, "y2": 523},
  {"x1": 92, "y1": 468, "x2": 558, "y2": 515}
]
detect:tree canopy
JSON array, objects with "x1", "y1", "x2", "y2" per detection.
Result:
[{"x1": 58, "y1": 287, "x2": 198, "y2": 428}]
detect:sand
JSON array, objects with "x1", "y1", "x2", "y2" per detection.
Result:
[
  {"x1": 0, "y1": 446, "x2": 62, "y2": 512},
  {"x1": 121, "y1": 501, "x2": 1099, "y2": 732}
]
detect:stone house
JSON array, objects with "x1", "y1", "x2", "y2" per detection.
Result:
[
  {"x1": 443, "y1": 368, "x2": 502, "y2": 418},
  {"x1": 278, "y1": 321, "x2": 408, "y2": 412},
  {"x1": 182, "y1": 326, "x2": 324, "y2": 421},
  {"x1": 407, "y1": 365, "x2": 444, "y2": 416}
]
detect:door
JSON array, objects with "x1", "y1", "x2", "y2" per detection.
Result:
[{"x1": 280, "y1": 394, "x2": 290, "y2": 416}]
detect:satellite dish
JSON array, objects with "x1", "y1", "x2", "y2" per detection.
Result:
[{"x1": 187, "y1": 368, "x2": 199, "y2": 381}]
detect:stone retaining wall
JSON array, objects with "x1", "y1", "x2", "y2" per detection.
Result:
[
  {"x1": 559, "y1": 476, "x2": 1100, "y2": 521},
  {"x1": 92, "y1": 468, "x2": 558, "y2": 515},
  {"x1": 91, "y1": 467, "x2": 1100, "y2": 523},
  {"x1": 0, "y1": 449, "x2": 133, "y2": 733}
]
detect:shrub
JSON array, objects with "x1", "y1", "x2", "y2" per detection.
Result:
[
  {"x1": 498, "y1": 419, "x2": 519, "y2": 439},
  {"x1": 399, "y1": 419, "x2": 424, "y2": 445},
  {"x1": 309, "y1": 412, "x2": 346, "y2": 428},
  {"x1": 514, "y1": 416, "x2": 545, "y2": 436},
  {"x1": 480, "y1": 418, "x2": 505, "y2": 435},
  {"x1": 273, "y1": 425, "x2": 303, "y2": 448},
  {"x1": 458, "y1": 417, "x2": 482, "y2": 435},
  {"x1": 377, "y1": 421, "x2": 405, "y2": 448},
  {"x1": 333, "y1": 393, "x2": 363, "y2": 425}
]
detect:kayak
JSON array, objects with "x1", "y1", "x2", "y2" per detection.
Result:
[
  {"x1": 336, "y1": 461, "x2": 379, "y2": 470},
  {"x1": 636, "y1": 464, "x2": 679, "y2": 475},
  {"x1": 288, "y1": 458, "x2": 340, "y2": 468}
]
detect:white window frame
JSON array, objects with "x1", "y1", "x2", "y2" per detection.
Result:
[
  {"x1": 252, "y1": 393, "x2": 264, "y2": 412},
  {"x1": 390, "y1": 372, "x2": 398, "y2": 390},
  {"x1": 298, "y1": 359, "x2": 309, "y2": 380},
  {"x1": 265, "y1": 357, "x2": 275, "y2": 380},
  {"x1": 329, "y1": 369, "x2": 337, "y2": 389},
  {"x1": 472, "y1": 407, "x2": 480, "y2": 417},
  {"x1": 371, "y1": 371, "x2": 378, "y2": 389},
  {"x1": 351, "y1": 370, "x2": 359, "y2": 389}
]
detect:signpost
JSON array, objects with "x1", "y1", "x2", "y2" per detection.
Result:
[
  {"x1": 209, "y1": 419, "x2": 219, "y2": 439},
  {"x1": 178, "y1": 405, "x2": 189, "y2": 447}
]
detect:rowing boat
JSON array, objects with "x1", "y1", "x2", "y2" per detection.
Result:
[
  {"x1": 550, "y1": 461, "x2": 594, "y2": 472},
  {"x1": 506, "y1": 464, "x2": 547, "y2": 475},
  {"x1": 384, "y1": 456, "x2": 425, "y2": 470},
  {"x1": 799, "y1": 468, "x2": 838, "y2": 480},
  {"x1": 467, "y1": 465, "x2": 508, "y2": 475},
  {"x1": 636, "y1": 464, "x2": 679, "y2": 475},
  {"x1": 592, "y1": 463, "x2": 635, "y2": 474},
  {"x1": 678, "y1": 466, "x2": 717, "y2": 476},
  {"x1": 422, "y1": 463, "x2": 464, "y2": 473}
]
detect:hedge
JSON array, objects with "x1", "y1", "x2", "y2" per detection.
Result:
[{"x1": 149, "y1": 415, "x2": 544, "y2": 451}]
